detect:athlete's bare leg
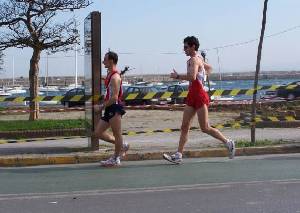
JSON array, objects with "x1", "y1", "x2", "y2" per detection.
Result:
[
  {"x1": 109, "y1": 114, "x2": 123, "y2": 157},
  {"x1": 94, "y1": 119, "x2": 115, "y2": 144},
  {"x1": 177, "y1": 106, "x2": 196, "y2": 153},
  {"x1": 196, "y1": 104, "x2": 227, "y2": 144}
]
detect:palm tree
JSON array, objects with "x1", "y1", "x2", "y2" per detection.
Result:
[{"x1": 251, "y1": 0, "x2": 269, "y2": 144}]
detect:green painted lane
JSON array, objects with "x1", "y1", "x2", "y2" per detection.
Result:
[{"x1": 0, "y1": 154, "x2": 300, "y2": 195}]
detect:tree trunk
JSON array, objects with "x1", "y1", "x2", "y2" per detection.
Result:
[
  {"x1": 29, "y1": 48, "x2": 41, "y2": 121},
  {"x1": 251, "y1": 0, "x2": 268, "y2": 144}
]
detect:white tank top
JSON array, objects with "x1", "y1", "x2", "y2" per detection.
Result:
[{"x1": 196, "y1": 55, "x2": 207, "y2": 85}]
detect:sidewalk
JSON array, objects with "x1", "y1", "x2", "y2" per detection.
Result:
[{"x1": 0, "y1": 128, "x2": 300, "y2": 166}]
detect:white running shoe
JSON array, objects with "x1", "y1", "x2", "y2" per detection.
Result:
[
  {"x1": 121, "y1": 142, "x2": 130, "y2": 157},
  {"x1": 163, "y1": 152, "x2": 183, "y2": 164},
  {"x1": 226, "y1": 139, "x2": 236, "y2": 159},
  {"x1": 100, "y1": 155, "x2": 121, "y2": 167}
]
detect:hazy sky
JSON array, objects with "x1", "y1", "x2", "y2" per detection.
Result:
[{"x1": 1, "y1": 0, "x2": 300, "y2": 79}]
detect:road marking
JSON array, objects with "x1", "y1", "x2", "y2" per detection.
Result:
[{"x1": 0, "y1": 179, "x2": 300, "y2": 201}]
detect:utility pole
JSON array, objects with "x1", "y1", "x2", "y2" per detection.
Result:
[
  {"x1": 74, "y1": 18, "x2": 78, "y2": 88},
  {"x1": 216, "y1": 48, "x2": 222, "y2": 89},
  {"x1": 251, "y1": 0, "x2": 269, "y2": 144},
  {"x1": 0, "y1": 51, "x2": 4, "y2": 74},
  {"x1": 12, "y1": 56, "x2": 15, "y2": 86},
  {"x1": 46, "y1": 52, "x2": 49, "y2": 96},
  {"x1": 72, "y1": 6, "x2": 79, "y2": 89}
]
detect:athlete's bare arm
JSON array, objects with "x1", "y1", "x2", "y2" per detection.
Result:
[
  {"x1": 170, "y1": 57, "x2": 199, "y2": 81},
  {"x1": 203, "y1": 62, "x2": 212, "y2": 75},
  {"x1": 187, "y1": 57, "x2": 200, "y2": 80},
  {"x1": 198, "y1": 55, "x2": 212, "y2": 75}
]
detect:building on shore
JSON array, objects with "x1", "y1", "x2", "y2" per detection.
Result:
[{"x1": 0, "y1": 76, "x2": 85, "y2": 87}]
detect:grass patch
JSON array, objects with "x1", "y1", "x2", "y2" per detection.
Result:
[
  {"x1": 236, "y1": 139, "x2": 288, "y2": 148},
  {"x1": 0, "y1": 119, "x2": 86, "y2": 131}
]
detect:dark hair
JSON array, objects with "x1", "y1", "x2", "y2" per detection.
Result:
[
  {"x1": 183, "y1": 36, "x2": 200, "y2": 51},
  {"x1": 106, "y1": 51, "x2": 118, "y2": 64}
]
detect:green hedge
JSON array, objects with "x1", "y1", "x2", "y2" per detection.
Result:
[{"x1": 0, "y1": 119, "x2": 86, "y2": 131}]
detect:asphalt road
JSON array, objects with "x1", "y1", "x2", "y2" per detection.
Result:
[{"x1": 0, "y1": 154, "x2": 300, "y2": 213}]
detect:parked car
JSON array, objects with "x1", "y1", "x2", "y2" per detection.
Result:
[
  {"x1": 260, "y1": 90, "x2": 278, "y2": 100},
  {"x1": 276, "y1": 81, "x2": 300, "y2": 100},
  {"x1": 167, "y1": 83, "x2": 189, "y2": 104},
  {"x1": 61, "y1": 88, "x2": 85, "y2": 107},
  {"x1": 153, "y1": 84, "x2": 168, "y2": 92},
  {"x1": 123, "y1": 85, "x2": 171, "y2": 105}
]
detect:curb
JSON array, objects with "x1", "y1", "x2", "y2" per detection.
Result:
[{"x1": 0, "y1": 144, "x2": 300, "y2": 167}]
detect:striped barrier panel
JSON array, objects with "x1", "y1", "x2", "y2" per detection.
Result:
[{"x1": 0, "y1": 84, "x2": 298, "y2": 102}]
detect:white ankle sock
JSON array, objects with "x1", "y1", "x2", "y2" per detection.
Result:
[{"x1": 176, "y1": 152, "x2": 182, "y2": 158}]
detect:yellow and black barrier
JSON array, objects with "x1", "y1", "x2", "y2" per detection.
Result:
[
  {"x1": 0, "y1": 136, "x2": 87, "y2": 144},
  {"x1": 0, "y1": 94, "x2": 97, "y2": 103},
  {"x1": 252, "y1": 115, "x2": 297, "y2": 122},
  {"x1": 214, "y1": 115, "x2": 297, "y2": 128},
  {"x1": 0, "y1": 116, "x2": 297, "y2": 144},
  {"x1": 122, "y1": 116, "x2": 297, "y2": 136},
  {"x1": 0, "y1": 84, "x2": 298, "y2": 103}
]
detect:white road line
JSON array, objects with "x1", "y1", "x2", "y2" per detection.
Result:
[{"x1": 0, "y1": 178, "x2": 299, "y2": 201}]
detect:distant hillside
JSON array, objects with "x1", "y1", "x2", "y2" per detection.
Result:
[
  {"x1": 209, "y1": 71, "x2": 300, "y2": 81},
  {"x1": 125, "y1": 71, "x2": 300, "y2": 82}
]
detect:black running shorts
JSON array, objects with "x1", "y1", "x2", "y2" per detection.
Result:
[{"x1": 101, "y1": 104, "x2": 126, "y2": 122}]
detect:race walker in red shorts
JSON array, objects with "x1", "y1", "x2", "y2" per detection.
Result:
[
  {"x1": 186, "y1": 60, "x2": 210, "y2": 109},
  {"x1": 163, "y1": 36, "x2": 235, "y2": 164}
]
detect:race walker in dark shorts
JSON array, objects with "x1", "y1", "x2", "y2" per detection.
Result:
[
  {"x1": 94, "y1": 51, "x2": 129, "y2": 167},
  {"x1": 101, "y1": 69, "x2": 126, "y2": 123}
]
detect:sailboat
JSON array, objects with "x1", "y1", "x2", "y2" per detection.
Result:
[
  {"x1": 7, "y1": 86, "x2": 26, "y2": 94},
  {"x1": 5, "y1": 57, "x2": 27, "y2": 95},
  {"x1": 0, "y1": 85, "x2": 11, "y2": 96},
  {"x1": 38, "y1": 85, "x2": 59, "y2": 92},
  {"x1": 59, "y1": 84, "x2": 83, "y2": 92},
  {"x1": 0, "y1": 89, "x2": 11, "y2": 96}
]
